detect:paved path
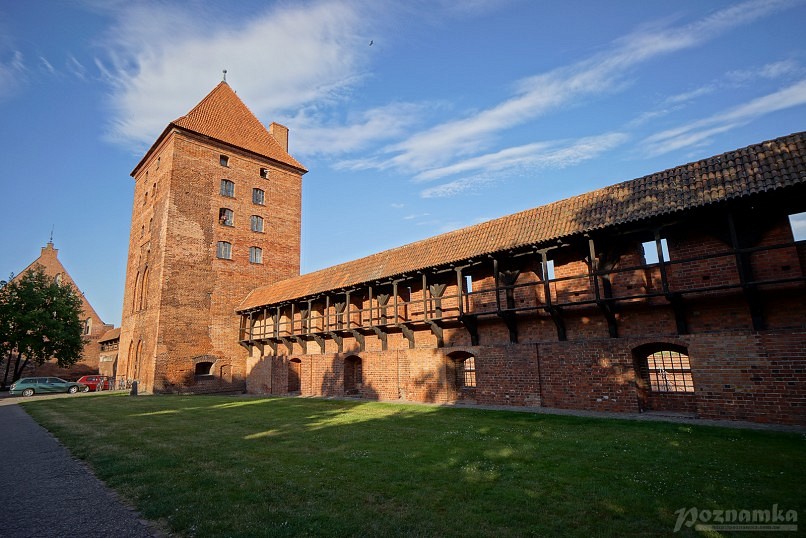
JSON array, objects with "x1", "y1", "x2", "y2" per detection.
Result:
[{"x1": 0, "y1": 396, "x2": 160, "y2": 538}]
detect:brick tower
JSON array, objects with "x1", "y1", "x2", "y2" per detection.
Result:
[{"x1": 118, "y1": 82, "x2": 306, "y2": 393}]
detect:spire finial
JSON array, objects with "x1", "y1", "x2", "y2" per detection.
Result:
[
  {"x1": 49, "y1": 225, "x2": 54, "y2": 244},
  {"x1": 222, "y1": 69, "x2": 227, "y2": 82}
]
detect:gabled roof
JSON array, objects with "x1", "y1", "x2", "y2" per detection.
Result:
[
  {"x1": 239, "y1": 131, "x2": 806, "y2": 311},
  {"x1": 13, "y1": 242, "x2": 106, "y2": 325},
  {"x1": 98, "y1": 327, "x2": 120, "y2": 343},
  {"x1": 133, "y1": 82, "x2": 306, "y2": 175}
]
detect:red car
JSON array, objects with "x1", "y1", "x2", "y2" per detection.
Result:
[{"x1": 76, "y1": 375, "x2": 113, "y2": 392}]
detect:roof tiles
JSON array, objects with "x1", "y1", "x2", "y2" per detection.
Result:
[{"x1": 240, "y1": 131, "x2": 806, "y2": 311}]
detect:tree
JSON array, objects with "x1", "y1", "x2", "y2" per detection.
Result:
[{"x1": 0, "y1": 265, "x2": 85, "y2": 387}]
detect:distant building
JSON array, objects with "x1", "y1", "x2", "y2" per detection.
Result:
[
  {"x1": 98, "y1": 328, "x2": 120, "y2": 379},
  {"x1": 117, "y1": 81, "x2": 805, "y2": 425},
  {"x1": 8, "y1": 242, "x2": 115, "y2": 380}
]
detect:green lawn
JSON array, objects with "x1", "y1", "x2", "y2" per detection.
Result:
[{"x1": 22, "y1": 395, "x2": 804, "y2": 537}]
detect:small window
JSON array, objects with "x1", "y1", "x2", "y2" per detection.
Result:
[
  {"x1": 252, "y1": 188, "x2": 265, "y2": 205},
  {"x1": 642, "y1": 238, "x2": 670, "y2": 265},
  {"x1": 545, "y1": 259, "x2": 555, "y2": 280},
  {"x1": 217, "y1": 241, "x2": 232, "y2": 260},
  {"x1": 156, "y1": 156, "x2": 161, "y2": 168},
  {"x1": 646, "y1": 350, "x2": 693, "y2": 393},
  {"x1": 250, "y1": 215, "x2": 264, "y2": 233},
  {"x1": 260, "y1": 168, "x2": 269, "y2": 179},
  {"x1": 458, "y1": 356, "x2": 476, "y2": 388},
  {"x1": 464, "y1": 275, "x2": 473, "y2": 293},
  {"x1": 249, "y1": 246, "x2": 263, "y2": 264},
  {"x1": 220, "y1": 179, "x2": 235, "y2": 198},
  {"x1": 220, "y1": 155, "x2": 229, "y2": 167},
  {"x1": 195, "y1": 361, "x2": 213, "y2": 376},
  {"x1": 84, "y1": 318, "x2": 92, "y2": 335},
  {"x1": 789, "y1": 212, "x2": 806, "y2": 242},
  {"x1": 219, "y1": 208, "x2": 234, "y2": 227}
]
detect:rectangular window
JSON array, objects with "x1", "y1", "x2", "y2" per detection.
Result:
[
  {"x1": 260, "y1": 168, "x2": 269, "y2": 179},
  {"x1": 642, "y1": 238, "x2": 670, "y2": 265},
  {"x1": 216, "y1": 241, "x2": 232, "y2": 260},
  {"x1": 219, "y1": 208, "x2": 234, "y2": 227},
  {"x1": 789, "y1": 212, "x2": 806, "y2": 242},
  {"x1": 252, "y1": 188, "x2": 265, "y2": 205},
  {"x1": 220, "y1": 179, "x2": 235, "y2": 198},
  {"x1": 220, "y1": 155, "x2": 229, "y2": 167},
  {"x1": 249, "y1": 246, "x2": 263, "y2": 264},
  {"x1": 250, "y1": 215, "x2": 264, "y2": 233}
]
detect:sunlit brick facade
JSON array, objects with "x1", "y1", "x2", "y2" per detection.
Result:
[{"x1": 119, "y1": 81, "x2": 805, "y2": 424}]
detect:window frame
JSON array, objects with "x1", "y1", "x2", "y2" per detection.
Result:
[
  {"x1": 250, "y1": 215, "x2": 264, "y2": 233},
  {"x1": 249, "y1": 246, "x2": 263, "y2": 264},
  {"x1": 216, "y1": 241, "x2": 232, "y2": 260},
  {"x1": 252, "y1": 188, "x2": 265, "y2": 206},
  {"x1": 219, "y1": 208, "x2": 234, "y2": 227},
  {"x1": 220, "y1": 179, "x2": 235, "y2": 198}
]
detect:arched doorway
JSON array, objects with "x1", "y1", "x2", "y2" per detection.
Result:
[
  {"x1": 344, "y1": 355, "x2": 363, "y2": 396},
  {"x1": 288, "y1": 358, "x2": 302, "y2": 394}
]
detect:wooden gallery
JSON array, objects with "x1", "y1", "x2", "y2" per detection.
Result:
[{"x1": 118, "y1": 83, "x2": 805, "y2": 425}]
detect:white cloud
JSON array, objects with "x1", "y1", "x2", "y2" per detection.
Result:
[
  {"x1": 644, "y1": 79, "x2": 806, "y2": 155},
  {"x1": 292, "y1": 102, "x2": 426, "y2": 157},
  {"x1": 727, "y1": 59, "x2": 801, "y2": 83},
  {"x1": 417, "y1": 132, "x2": 628, "y2": 183},
  {"x1": 350, "y1": 0, "x2": 796, "y2": 175},
  {"x1": 98, "y1": 1, "x2": 374, "y2": 148},
  {"x1": 0, "y1": 50, "x2": 25, "y2": 100},
  {"x1": 420, "y1": 175, "x2": 497, "y2": 199},
  {"x1": 39, "y1": 56, "x2": 55, "y2": 74}
]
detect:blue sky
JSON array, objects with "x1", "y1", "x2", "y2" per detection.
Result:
[{"x1": 1, "y1": 0, "x2": 805, "y2": 326}]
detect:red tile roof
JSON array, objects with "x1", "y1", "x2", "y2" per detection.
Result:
[
  {"x1": 239, "y1": 131, "x2": 806, "y2": 311},
  {"x1": 98, "y1": 328, "x2": 120, "y2": 343},
  {"x1": 133, "y1": 82, "x2": 306, "y2": 175}
]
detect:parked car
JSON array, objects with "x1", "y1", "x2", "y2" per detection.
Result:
[
  {"x1": 76, "y1": 375, "x2": 113, "y2": 392},
  {"x1": 9, "y1": 377, "x2": 87, "y2": 397}
]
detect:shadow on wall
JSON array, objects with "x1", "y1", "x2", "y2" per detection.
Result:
[{"x1": 318, "y1": 344, "x2": 380, "y2": 401}]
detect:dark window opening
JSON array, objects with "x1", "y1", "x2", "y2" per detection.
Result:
[
  {"x1": 260, "y1": 168, "x2": 269, "y2": 179},
  {"x1": 220, "y1": 155, "x2": 229, "y2": 167},
  {"x1": 219, "y1": 208, "x2": 234, "y2": 226},
  {"x1": 195, "y1": 361, "x2": 213, "y2": 376}
]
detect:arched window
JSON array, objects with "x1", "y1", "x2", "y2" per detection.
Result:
[
  {"x1": 344, "y1": 356, "x2": 363, "y2": 395},
  {"x1": 219, "y1": 208, "x2": 234, "y2": 226},
  {"x1": 249, "y1": 246, "x2": 263, "y2": 264},
  {"x1": 633, "y1": 344, "x2": 695, "y2": 413},
  {"x1": 139, "y1": 267, "x2": 149, "y2": 310},
  {"x1": 220, "y1": 179, "x2": 234, "y2": 197},
  {"x1": 132, "y1": 271, "x2": 140, "y2": 313},
  {"x1": 644, "y1": 349, "x2": 693, "y2": 393},
  {"x1": 216, "y1": 241, "x2": 232, "y2": 260},
  {"x1": 134, "y1": 340, "x2": 143, "y2": 379}
]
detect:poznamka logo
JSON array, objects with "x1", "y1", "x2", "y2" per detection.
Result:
[{"x1": 674, "y1": 505, "x2": 798, "y2": 532}]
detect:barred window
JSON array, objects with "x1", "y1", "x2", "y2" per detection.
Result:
[
  {"x1": 219, "y1": 208, "x2": 234, "y2": 226},
  {"x1": 252, "y1": 188, "x2": 265, "y2": 205},
  {"x1": 457, "y1": 356, "x2": 476, "y2": 388},
  {"x1": 249, "y1": 246, "x2": 263, "y2": 264},
  {"x1": 250, "y1": 215, "x2": 264, "y2": 233},
  {"x1": 220, "y1": 179, "x2": 235, "y2": 197},
  {"x1": 646, "y1": 350, "x2": 693, "y2": 393},
  {"x1": 216, "y1": 241, "x2": 232, "y2": 260}
]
